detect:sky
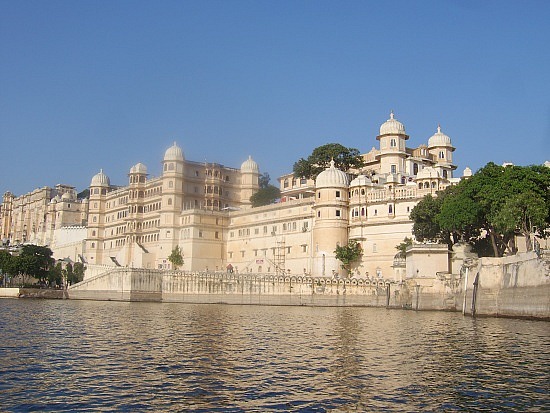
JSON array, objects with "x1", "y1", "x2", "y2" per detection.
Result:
[{"x1": 1, "y1": 0, "x2": 549, "y2": 197}]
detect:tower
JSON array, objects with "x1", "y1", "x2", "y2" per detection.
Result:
[
  {"x1": 240, "y1": 155, "x2": 260, "y2": 207},
  {"x1": 158, "y1": 142, "x2": 185, "y2": 266},
  {"x1": 427, "y1": 125, "x2": 456, "y2": 180},
  {"x1": 377, "y1": 111, "x2": 409, "y2": 179},
  {"x1": 86, "y1": 169, "x2": 110, "y2": 265},
  {"x1": 312, "y1": 160, "x2": 349, "y2": 276}
]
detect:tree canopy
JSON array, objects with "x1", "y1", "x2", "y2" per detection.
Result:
[
  {"x1": 293, "y1": 143, "x2": 366, "y2": 180},
  {"x1": 250, "y1": 172, "x2": 281, "y2": 207},
  {"x1": 410, "y1": 162, "x2": 550, "y2": 257},
  {"x1": 334, "y1": 240, "x2": 363, "y2": 275},
  {"x1": 168, "y1": 245, "x2": 184, "y2": 269}
]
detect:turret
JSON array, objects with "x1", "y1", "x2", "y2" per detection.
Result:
[{"x1": 312, "y1": 160, "x2": 349, "y2": 276}]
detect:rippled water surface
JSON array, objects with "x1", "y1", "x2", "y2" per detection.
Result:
[{"x1": 0, "y1": 299, "x2": 548, "y2": 412}]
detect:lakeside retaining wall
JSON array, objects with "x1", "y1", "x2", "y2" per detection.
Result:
[{"x1": 62, "y1": 251, "x2": 550, "y2": 319}]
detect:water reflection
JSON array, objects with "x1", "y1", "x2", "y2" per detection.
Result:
[{"x1": 0, "y1": 299, "x2": 548, "y2": 412}]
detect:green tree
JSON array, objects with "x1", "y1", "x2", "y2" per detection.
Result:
[
  {"x1": 73, "y1": 262, "x2": 86, "y2": 284},
  {"x1": 293, "y1": 143, "x2": 365, "y2": 180},
  {"x1": 395, "y1": 237, "x2": 413, "y2": 256},
  {"x1": 250, "y1": 185, "x2": 281, "y2": 207},
  {"x1": 168, "y1": 245, "x2": 184, "y2": 269},
  {"x1": 411, "y1": 162, "x2": 550, "y2": 257},
  {"x1": 492, "y1": 191, "x2": 547, "y2": 251},
  {"x1": 334, "y1": 240, "x2": 363, "y2": 276},
  {"x1": 49, "y1": 262, "x2": 63, "y2": 287},
  {"x1": 0, "y1": 250, "x2": 15, "y2": 285},
  {"x1": 18, "y1": 245, "x2": 54, "y2": 282},
  {"x1": 250, "y1": 172, "x2": 281, "y2": 207}
]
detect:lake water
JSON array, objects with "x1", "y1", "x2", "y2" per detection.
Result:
[{"x1": 0, "y1": 299, "x2": 548, "y2": 412}]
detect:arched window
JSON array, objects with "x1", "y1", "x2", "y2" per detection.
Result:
[
  {"x1": 413, "y1": 163, "x2": 419, "y2": 175},
  {"x1": 439, "y1": 151, "x2": 445, "y2": 159},
  {"x1": 168, "y1": 163, "x2": 175, "y2": 171},
  {"x1": 443, "y1": 170, "x2": 448, "y2": 179},
  {"x1": 390, "y1": 138, "x2": 396, "y2": 147},
  {"x1": 424, "y1": 182, "x2": 429, "y2": 188},
  {"x1": 168, "y1": 198, "x2": 173, "y2": 206}
]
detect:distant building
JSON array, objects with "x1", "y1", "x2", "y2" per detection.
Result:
[{"x1": 1, "y1": 112, "x2": 469, "y2": 281}]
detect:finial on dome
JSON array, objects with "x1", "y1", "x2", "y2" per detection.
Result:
[
  {"x1": 437, "y1": 124, "x2": 441, "y2": 133},
  {"x1": 390, "y1": 110, "x2": 394, "y2": 120},
  {"x1": 330, "y1": 158, "x2": 335, "y2": 168}
]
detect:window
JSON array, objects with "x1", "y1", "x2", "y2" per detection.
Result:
[
  {"x1": 318, "y1": 191, "x2": 321, "y2": 198},
  {"x1": 336, "y1": 209, "x2": 341, "y2": 217},
  {"x1": 390, "y1": 138, "x2": 396, "y2": 147},
  {"x1": 317, "y1": 211, "x2": 321, "y2": 218},
  {"x1": 284, "y1": 179, "x2": 289, "y2": 188},
  {"x1": 439, "y1": 151, "x2": 445, "y2": 159},
  {"x1": 336, "y1": 190, "x2": 340, "y2": 198},
  {"x1": 443, "y1": 170, "x2": 448, "y2": 179},
  {"x1": 389, "y1": 204, "x2": 393, "y2": 214},
  {"x1": 215, "y1": 231, "x2": 219, "y2": 239},
  {"x1": 413, "y1": 163, "x2": 419, "y2": 175},
  {"x1": 391, "y1": 164, "x2": 397, "y2": 174},
  {"x1": 373, "y1": 243, "x2": 377, "y2": 253}
]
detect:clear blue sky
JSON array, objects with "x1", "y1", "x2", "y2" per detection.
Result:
[{"x1": 1, "y1": 0, "x2": 549, "y2": 196}]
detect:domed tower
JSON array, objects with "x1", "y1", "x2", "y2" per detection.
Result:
[
  {"x1": 161, "y1": 142, "x2": 185, "y2": 214},
  {"x1": 377, "y1": 111, "x2": 409, "y2": 178},
  {"x1": 427, "y1": 125, "x2": 456, "y2": 180},
  {"x1": 312, "y1": 160, "x2": 350, "y2": 276},
  {"x1": 159, "y1": 142, "x2": 185, "y2": 262},
  {"x1": 87, "y1": 169, "x2": 111, "y2": 265},
  {"x1": 240, "y1": 155, "x2": 260, "y2": 207}
]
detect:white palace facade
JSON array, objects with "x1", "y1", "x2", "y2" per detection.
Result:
[{"x1": 1, "y1": 112, "x2": 466, "y2": 281}]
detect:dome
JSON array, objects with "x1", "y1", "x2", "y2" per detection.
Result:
[
  {"x1": 428, "y1": 125, "x2": 452, "y2": 148},
  {"x1": 90, "y1": 169, "x2": 110, "y2": 187},
  {"x1": 416, "y1": 167, "x2": 440, "y2": 180},
  {"x1": 61, "y1": 192, "x2": 72, "y2": 201},
  {"x1": 316, "y1": 160, "x2": 349, "y2": 188},
  {"x1": 50, "y1": 198, "x2": 57, "y2": 204},
  {"x1": 379, "y1": 111, "x2": 406, "y2": 136},
  {"x1": 463, "y1": 167, "x2": 473, "y2": 177},
  {"x1": 164, "y1": 142, "x2": 184, "y2": 162},
  {"x1": 350, "y1": 174, "x2": 372, "y2": 187},
  {"x1": 241, "y1": 155, "x2": 259, "y2": 174},
  {"x1": 130, "y1": 162, "x2": 148, "y2": 174}
]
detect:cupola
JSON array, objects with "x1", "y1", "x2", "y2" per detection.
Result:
[
  {"x1": 316, "y1": 160, "x2": 349, "y2": 188},
  {"x1": 90, "y1": 169, "x2": 110, "y2": 187}
]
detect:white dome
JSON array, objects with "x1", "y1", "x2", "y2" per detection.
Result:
[
  {"x1": 379, "y1": 111, "x2": 406, "y2": 136},
  {"x1": 164, "y1": 142, "x2": 184, "y2": 162},
  {"x1": 463, "y1": 167, "x2": 473, "y2": 177},
  {"x1": 350, "y1": 174, "x2": 372, "y2": 187},
  {"x1": 130, "y1": 162, "x2": 148, "y2": 174},
  {"x1": 61, "y1": 192, "x2": 72, "y2": 201},
  {"x1": 90, "y1": 169, "x2": 110, "y2": 187},
  {"x1": 241, "y1": 155, "x2": 259, "y2": 173},
  {"x1": 416, "y1": 167, "x2": 440, "y2": 180},
  {"x1": 428, "y1": 125, "x2": 452, "y2": 148},
  {"x1": 316, "y1": 160, "x2": 349, "y2": 188}
]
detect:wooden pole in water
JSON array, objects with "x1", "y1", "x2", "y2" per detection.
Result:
[{"x1": 462, "y1": 266, "x2": 469, "y2": 315}]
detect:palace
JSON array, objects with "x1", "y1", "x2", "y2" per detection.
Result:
[{"x1": 1, "y1": 112, "x2": 468, "y2": 281}]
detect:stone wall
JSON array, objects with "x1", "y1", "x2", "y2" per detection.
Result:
[{"x1": 67, "y1": 251, "x2": 550, "y2": 319}]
